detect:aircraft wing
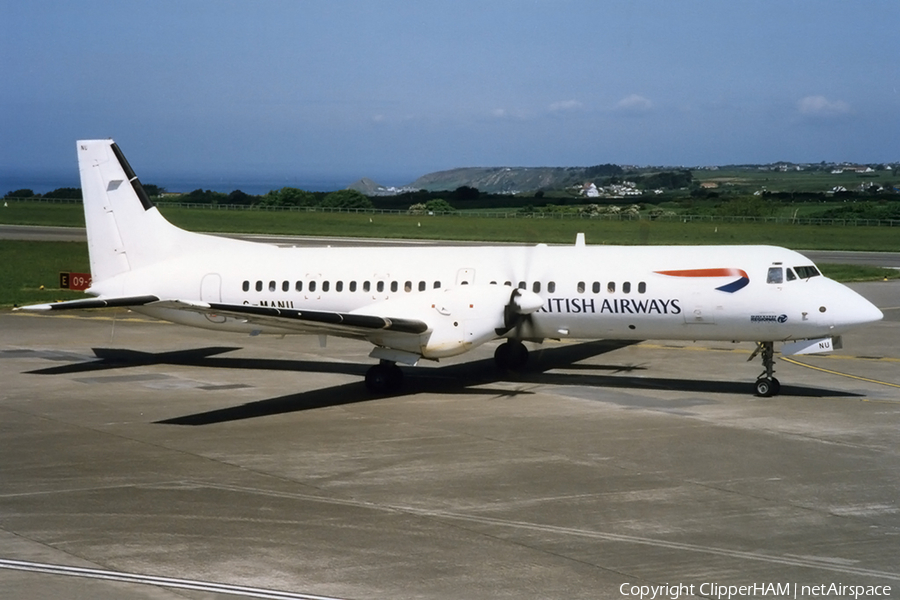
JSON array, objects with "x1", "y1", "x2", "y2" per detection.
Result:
[
  {"x1": 16, "y1": 295, "x2": 162, "y2": 311},
  {"x1": 17, "y1": 296, "x2": 429, "y2": 337},
  {"x1": 197, "y1": 301, "x2": 429, "y2": 336}
]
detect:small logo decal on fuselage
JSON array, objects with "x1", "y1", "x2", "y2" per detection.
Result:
[{"x1": 750, "y1": 314, "x2": 788, "y2": 323}]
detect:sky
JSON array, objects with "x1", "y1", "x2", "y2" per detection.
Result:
[{"x1": 2, "y1": 0, "x2": 899, "y2": 190}]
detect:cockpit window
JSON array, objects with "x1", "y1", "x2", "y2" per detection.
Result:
[
  {"x1": 786, "y1": 268, "x2": 797, "y2": 281},
  {"x1": 794, "y1": 265, "x2": 821, "y2": 279},
  {"x1": 766, "y1": 267, "x2": 783, "y2": 284}
]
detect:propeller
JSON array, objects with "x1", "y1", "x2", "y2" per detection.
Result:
[
  {"x1": 495, "y1": 286, "x2": 544, "y2": 337},
  {"x1": 494, "y1": 242, "x2": 547, "y2": 338}
]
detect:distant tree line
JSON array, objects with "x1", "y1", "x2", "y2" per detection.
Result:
[
  {"x1": 4, "y1": 187, "x2": 83, "y2": 199},
  {"x1": 170, "y1": 187, "x2": 375, "y2": 210}
]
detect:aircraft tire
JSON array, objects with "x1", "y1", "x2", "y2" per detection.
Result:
[
  {"x1": 494, "y1": 340, "x2": 529, "y2": 371},
  {"x1": 365, "y1": 363, "x2": 403, "y2": 394},
  {"x1": 755, "y1": 377, "x2": 777, "y2": 397}
]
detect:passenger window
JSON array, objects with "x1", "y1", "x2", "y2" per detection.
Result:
[
  {"x1": 363, "y1": 281, "x2": 371, "y2": 292},
  {"x1": 608, "y1": 282, "x2": 616, "y2": 293},
  {"x1": 390, "y1": 281, "x2": 398, "y2": 292},
  {"x1": 533, "y1": 281, "x2": 541, "y2": 293},
  {"x1": 419, "y1": 281, "x2": 426, "y2": 291},
  {"x1": 377, "y1": 281, "x2": 385, "y2": 292},
  {"x1": 434, "y1": 281, "x2": 441, "y2": 289},
  {"x1": 322, "y1": 281, "x2": 330, "y2": 292},
  {"x1": 592, "y1": 282, "x2": 600, "y2": 294},
  {"x1": 623, "y1": 282, "x2": 631, "y2": 294},
  {"x1": 295, "y1": 281, "x2": 303, "y2": 292},
  {"x1": 577, "y1": 281, "x2": 586, "y2": 293},
  {"x1": 336, "y1": 281, "x2": 343, "y2": 292},
  {"x1": 767, "y1": 267, "x2": 783, "y2": 284},
  {"x1": 242, "y1": 281, "x2": 249, "y2": 292},
  {"x1": 309, "y1": 281, "x2": 317, "y2": 292},
  {"x1": 518, "y1": 281, "x2": 526, "y2": 290},
  {"x1": 548, "y1": 281, "x2": 556, "y2": 293},
  {"x1": 405, "y1": 281, "x2": 412, "y2": 292},
  {"x1": 256, "y1": 281, "x2": 263, "y2": 292},
  {"x1": 505, "y1": 281, "x2": 512, "y2": 287},
  {"x1": 638, "y1": 282, "x2": 646, "y2": 294},
  {"x1": 349, "y1": 281, "x2": 357, "y2": 292},
  {"x1": 282, "y1": 281, "x2": 289, "y2": 292},
  {"x1": 786, "y1": 269, "x2": 796, "y2": 282},
  {"x1": 268, "y1": 281, "x2": 276, "y2": 292}
]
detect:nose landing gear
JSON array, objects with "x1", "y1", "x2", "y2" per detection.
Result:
[{"x1": 749, "y1": 341, "x2": 780, "y2": 397}]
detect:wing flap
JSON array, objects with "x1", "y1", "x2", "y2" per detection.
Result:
[
  {"x1": 16, "y1": 295, "x2": 161, "y2": 311},
  {"x1": 203, "y1": 302, "x2": 429, "y2": 335},
  {"x1": 17, "y1": 296, "x2": 429, "y2": 338}
]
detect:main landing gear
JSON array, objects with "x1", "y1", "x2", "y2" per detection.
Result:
[
  {"x1": 749, "y1": 341, "x2": 780, "y2": 397},
  {"x1": 494, "y1": 339, "x2": 529, "y2": 370},
  {"x1": 365, "y1": 360, "x2": 404, "y2": 394}
]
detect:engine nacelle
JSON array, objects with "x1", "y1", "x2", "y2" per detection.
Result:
[{"x1": 360, "y1": 285, "x2": 521, "y2": 359}]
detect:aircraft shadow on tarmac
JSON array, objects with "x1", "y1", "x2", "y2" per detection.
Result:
[{"x1": 25, "y1": 340, "x2": 862, "y2": 425}]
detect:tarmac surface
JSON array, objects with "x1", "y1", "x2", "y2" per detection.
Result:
[{"x1": 1, "y1": 281, "x2": 899, "y2": 599}]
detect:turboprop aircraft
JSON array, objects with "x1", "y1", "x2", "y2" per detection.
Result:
[{"x1": 19, "y1": 139, "x2": 883, "y2": 396}]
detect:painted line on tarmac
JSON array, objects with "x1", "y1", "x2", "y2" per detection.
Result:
[
  {"x1": 201, "y1": 482, "x2": 900, "y2": 583},
  {"x1": 641, "y1": 342, "x2": 900, "y2": 364},
  {"x1": 0, "y1": 558, "x2": 350, "y2": 600},
  {"x1": 780, "y1": 356, "x2": 900, "y2": 389},
  {"x1": 400, "y1": 509, "x2": 900, "y2": 582}
]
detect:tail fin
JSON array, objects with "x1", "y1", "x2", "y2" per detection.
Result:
[{"x1": 77, "y1": 139, "x2": 197, "y2": 283}]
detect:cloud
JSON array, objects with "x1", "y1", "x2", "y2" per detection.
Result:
[
  {"x1": 797, "y1": 95, "x2": 851, "y2": 117},
  {"x1": 490, "y1": 107, "x2": 533, "y2": 120},
  {"x1": 548, "y1": 99, "x2": 583, "y2": 112},
  {"x1": 615, "y1": 94, "x2": 653, "y2": 114}
]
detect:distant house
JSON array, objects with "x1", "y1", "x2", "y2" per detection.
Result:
[{"x1": 582, "y1": 183, "x2": 600, "y2": 198}]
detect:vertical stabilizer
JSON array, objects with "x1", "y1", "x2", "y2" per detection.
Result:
[{"x1": 77, "y1": 139, "x2": 196, "y2": 283}]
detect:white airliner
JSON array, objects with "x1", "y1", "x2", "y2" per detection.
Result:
[{"x1": 20, "y1": 139, "x2": 883, "y2": 396}]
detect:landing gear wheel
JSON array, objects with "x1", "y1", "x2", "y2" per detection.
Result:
[
  {"x1": 749, "y1": 341, "x2": 780, "y2": 397},
  {"x1": 755, "y1": 377, "x2": 775, "y2": 397},
  {"x1": 494, "y1": 340, "x2": 529, "y2": 371},
  {"x1": 365, "y1": 361, "x2": 404, "y2": 394}
]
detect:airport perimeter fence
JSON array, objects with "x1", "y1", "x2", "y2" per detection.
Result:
[{"x1": 4, "y1": 196, "x2": 900, "y2": 228}]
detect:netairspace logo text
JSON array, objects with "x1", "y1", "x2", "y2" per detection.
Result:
[{"x1": 619, "y1": 582, "x2": 892, "y2": 600}]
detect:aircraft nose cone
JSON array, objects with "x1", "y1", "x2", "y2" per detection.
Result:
[
  {"x1": 826, "y1": 283, "x2": 883, "y2": 330},
  {"x1": 859, "y1": 300, "x2": 884, "y2": 325}
]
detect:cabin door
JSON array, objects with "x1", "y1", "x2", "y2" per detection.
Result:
[{"x1": 201, "y1": 273, "x2": 222, "y2": 302}]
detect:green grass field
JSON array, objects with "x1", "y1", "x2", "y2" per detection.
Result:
[
  {"x1": 3, "y1": 201, "x2": 899, "y2": 250},
  {"x1": 1, "y1": 241, "x2": 91, "y2": 307}
]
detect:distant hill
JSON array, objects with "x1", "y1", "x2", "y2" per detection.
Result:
[
  {"x1": 348, "y1": 167, "x2": 627, "y2": 195},
  {"x1": 408, "y1": 167, "x2": 575, "y2": 194}
]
